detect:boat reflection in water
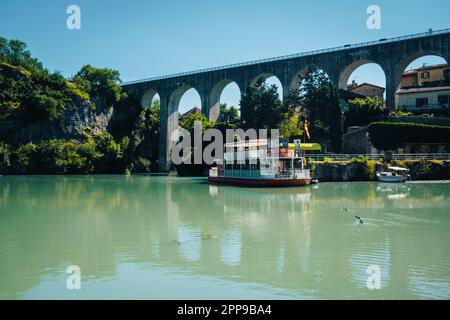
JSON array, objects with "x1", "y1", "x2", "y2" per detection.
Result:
[{"x1": 0, "y1": 176, "x2": 449, "y2": 299}]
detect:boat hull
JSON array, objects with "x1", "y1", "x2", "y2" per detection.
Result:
[
  {"x1": 208, "y1": 176, "x2": 312, "y2": 187},
  {"x1": 376, "y1": 174, "x2": 405, "y2": 183}
]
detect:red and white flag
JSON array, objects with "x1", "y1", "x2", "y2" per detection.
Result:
[{"x1": 304, "y1": 119, "x2": 311, "y2": 140}]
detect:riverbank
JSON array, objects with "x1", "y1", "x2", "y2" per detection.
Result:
[{"x1": 311, "y1": 159, "x2": 450, "y2": 182}]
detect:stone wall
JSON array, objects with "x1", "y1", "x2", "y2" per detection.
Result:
[
  {"x1": 312, "y1": 160, "x2": 450, "y2": 182},
  {"x1": 342, "y1": 126, "x2": 372, "y2": 154}
]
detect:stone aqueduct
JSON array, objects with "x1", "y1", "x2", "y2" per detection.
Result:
[{"x1": 123, "y1": 29, "x2": 450, "y2": 171}]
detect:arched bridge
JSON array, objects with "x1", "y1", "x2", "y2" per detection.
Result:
[{"x1": 123, "y1": 29, "x2": 450, "y2": 172}]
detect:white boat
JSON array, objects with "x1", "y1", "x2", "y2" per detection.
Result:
[
  {"x1": 208, "y1": 139, "x2": 312, "y2": 187},
  {"x1": 376, "y1": 166, "x2": 410, "y2": 183}
]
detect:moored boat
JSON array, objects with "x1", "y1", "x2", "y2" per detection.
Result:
[
  {"x1": 208, "y1": 139, "x2": 312, "y2": 187},
  {"x1": 376, "y1": 166, "x2": 410, "y2": 183}
]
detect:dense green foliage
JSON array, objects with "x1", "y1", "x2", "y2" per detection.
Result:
[
  {"x1": 348, "y1": 157, "x2": 376, "y2": 181},
  {"x1": 214, "y1": 103, "x2": 240, "y2": 132},
  {"x1": 0, "y1": 38, "x2": 88, "y2": 132},
  {"x1": 391, "y1": 159, "x2": 449, "y2": 180},
  {"x1": 368, "y1": 122, "x2": 450, "y2": 150},
  {"x1": 128, "y1": 100, "x2": 160, "y2": 172},
  {"x1": 299, "y1": 64, "x2": 343, "y2": 152},
  {"x1": 72, "y1": 64, "x2": 126, "y2": 107},
  {"x1": 343, "y1": 96, "x2": 387, "y2": 130},
  {"x1": 0, "y1": 37, "x2": 159, "y2": 174},
  {"x1": 8, "y1": 132, "x2": 129, "y2": 174},
  {"x1": 179, "y1": 112, "x2": 215, "y2": 133},
  {"x1": 239, "y1": 77, "x2": 304, "y2": 139},
  {"x1": 389, "y1": 107, "x2": 412, "y2": 117},
  {"x1": 240, "y1": 77, "x2": 284, "y2": 130},
  {"x1": 0, "y1": 141, "x2": 11, "y2": 169}
]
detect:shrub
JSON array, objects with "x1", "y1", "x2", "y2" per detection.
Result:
[
  {"x1": 14, "y1": 140, "x2": 95, "y2": 174},
  {"x1": 348, "y1": 157, "x2": 376, "y2": 181},
  {"x1": 131, "y1": 157, "x2": 152, "y2": 173},
  {"x1": 391, "y1": 159, "x2": 446, "y2": 180},
  {"x1": 344, "y1": 96, "x2": 387, "y2": 130},
  {"x1": 368, "y1": 122, "x2": 450, "y2": 151},
  {"x1": 93, "y1": 132, "x2": 129, "y2": 173},
  {"x1": 389, "y1": 108, "x2": 412, "y2": 117},
  {"x1": 15, "y1": 143, "x2": 38, "y2": 172},
  {"x1": 0, "y1": 141, "x2": 11, "y2": 173}
]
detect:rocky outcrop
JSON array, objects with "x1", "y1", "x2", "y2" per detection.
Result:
[
  {"x1": 13, "y1": 96, "x2": 113, "y2": 144},
  {"x1": 393, "y1": 160, "x2": 450, "y2": 180},
  {"x1": 312, "y1": 161, "x2": 376, "y2": 182}
]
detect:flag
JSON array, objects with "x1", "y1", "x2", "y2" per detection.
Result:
[{"x1": 304, "y1": 119, "x2": 311, "y2": 140}]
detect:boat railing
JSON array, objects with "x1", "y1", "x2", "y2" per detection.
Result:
[{"x1": 276, "y1": 169, "x2": 311, "y2": 179}]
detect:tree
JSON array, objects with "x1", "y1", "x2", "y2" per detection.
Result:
[
  {"x1": 240, "y1": 77, "x2": 283, "y2": 130},
  {"x1": 93, "y1": 131, "x2": 129, "y2": 173},
  {"x1": 217, "y1": 103, "x2": 240, "y2": 128},
  {"x1": 0, "y1": 37, "x2": 43, "y2": 71},
  {"x1": 344, "y1": 96, "x2": 387, "y2": 130},
  {"x1": 299, "y1": 64, "x2": 343, "y2": 152},
  {"x1": 179, "y1": 112, "x2": 215, "y2": 133},
  {"x1": 234, "y1": 77, "x2": 306, "y2": 138},
  {"x1": 73, "y1": 65, "x2": 126, "y2": 107},
  {"x1": 278, "y1": 87, "x2": 304, "y2": 139},
  {"x1": 129, "y1": 99, "x2": 161, "y2": 172}
]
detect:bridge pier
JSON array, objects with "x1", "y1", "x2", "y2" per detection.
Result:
[
  {"x1": 158, "y1": 92, "x2": 170, "y2": 172},
  {"x1": 201, "y1": 90, "x2": 220, "y2": 122},
  {"x1": 381, "y1": 61, "x2": 403, "y2": 110},
  {"x1": 158, "y1": 90, "x2": 182, "y2": 173}
]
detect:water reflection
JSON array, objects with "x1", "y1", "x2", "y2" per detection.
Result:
[{"x1": 0, "y1": 176, "x2": 449, "y2": 299}]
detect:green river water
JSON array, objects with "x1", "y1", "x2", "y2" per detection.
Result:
[{"x1": 0, "y1": 176, "x2": 449, "y2": 299}]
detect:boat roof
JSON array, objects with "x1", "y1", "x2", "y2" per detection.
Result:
[
  {"x1": 288, "y1": 143, "x2": 322, "y2": 151},
  {"x1": 224, "y1": 139, "x2": 268, "y2": 148},
  {"x1": 388, "y1": 166, "x2": 409, "y2": 171}
]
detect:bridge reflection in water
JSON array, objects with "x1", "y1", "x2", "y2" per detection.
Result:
[{"x1": 0, "y1": 176, "x2": 449, "y2": 299}]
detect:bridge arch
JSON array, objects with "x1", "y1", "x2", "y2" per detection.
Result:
[
  {"x1": 338, "y1": 60, "x2": 387, "y2": 102},
  {"x1": 394, "y1": 53, "x2": 449, "y2": 109},
  {"x1": 290, "y1": 67, "x2": 310, "y2": 90},
  {"x1": 161, "y1": 84, "x2": 204, "y2": 171},
  {"x1": 209, "y1": 79, "x2": 242, "y2": 121},
  {"x1": 167, "y1": 85, "x2": 203, "y2": 115},
  {"x1": 338, "y1": 60, "x2": 381, "y2": 90},
  {"x1": 141, "y1": 89, "x2": 159, "y2": 109},
  {"x1": 249, "y1": 73, "x2": 283, "y2": 100},
  {"x1": 398, "y1": 51, "x2": 449, "y2": 78}
]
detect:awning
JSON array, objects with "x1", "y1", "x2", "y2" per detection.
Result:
[{"x1": 289, "y1": 143, "x2": 322, "y2": 151}]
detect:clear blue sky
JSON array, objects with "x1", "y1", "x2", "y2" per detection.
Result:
[{"x1": 1, "y1": 0, "x2": 449, "y2": 112}]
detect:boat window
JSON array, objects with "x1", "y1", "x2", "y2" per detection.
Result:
[{"x1": 294, "y1": 159, "x2": 303, "y2": 168}]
